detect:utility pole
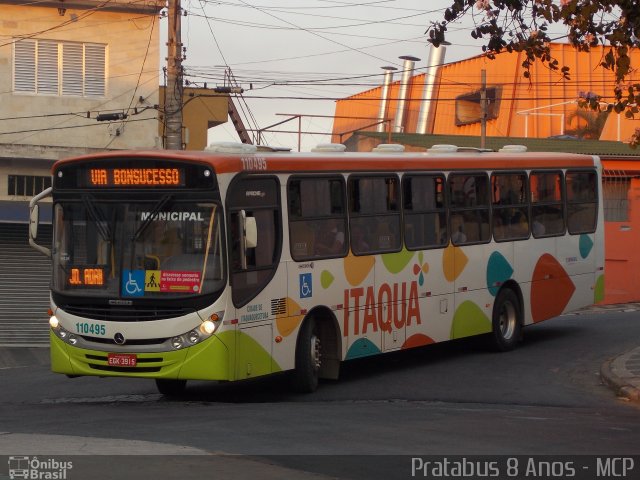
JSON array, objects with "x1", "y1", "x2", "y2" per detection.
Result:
[
  {"x1": 165, "y1": 0, "x2": 183, "y2": 150},
  {"x1": 480, "y1": 69, "x2": 487, "y2": 149}
]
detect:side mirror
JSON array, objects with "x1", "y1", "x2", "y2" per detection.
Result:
[
  {"x1": 239, "y1": 210, "x2": 258, "y2": 270},
  {"x1": 29, "y1": 204, "x2": 39, "y2": 240},
  {"x1": 29, "y1": 187, "x2": 52, "y2": 257}
]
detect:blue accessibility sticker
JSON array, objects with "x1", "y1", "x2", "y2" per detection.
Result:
[
  {"x1": 299, "y1": 273, "x2": 312, "y2": 299},
  {"x1": 122, "y1": 269, "x2": 145, "y2": 297}
]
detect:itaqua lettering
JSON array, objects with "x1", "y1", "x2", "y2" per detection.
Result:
[{"x1": 343, "y1": 281, "x2": 421, "y2": 337}]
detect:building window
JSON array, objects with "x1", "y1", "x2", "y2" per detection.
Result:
[
  {"x1": 603, "y1": 177, "x2": 630, "y2": 222},
  {"x1": 13, "y1": 39, "x2": 106, "y2": 97},
  {"x1": 455, "y1": 87, "x2": 502, "y2": 126},
  {"x1": 7, "y1": 175, "x2": 52, "y2": 197}
]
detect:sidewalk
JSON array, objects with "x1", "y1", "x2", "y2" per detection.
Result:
[{"x1": 600, "y1": 347, "x2": 640, "y2": 403}]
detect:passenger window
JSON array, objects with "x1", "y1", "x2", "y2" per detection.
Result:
[
  {"x1": 448, "y1": 173, "x2": 490, "y2": 245},
  {"x1": 288, "y1": 176, "x2": 347, "y2": 260},
  {"x1": 491, "y1": 172, "x2": 529, "y2": 241},
  {"x1": 403, "y1": 174, "x2": 447, "y2": 250},
  {"x1": 530, "y1": 171, "x2": 565, "y2": 237},
  {"x1": 349, "y1": 175, "x2": 401, "y2": 254},
  {"x1": 566, "y1": 170, "x2": 598, "y2": 234}
]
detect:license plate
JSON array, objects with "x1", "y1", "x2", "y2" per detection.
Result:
[{"x1": 107, "y1": 353, "x2": 137, "y2": 367}]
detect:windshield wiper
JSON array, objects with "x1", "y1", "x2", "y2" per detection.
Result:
[
  {"x1": 82, "y1": 194, "x2": 112, "y2": 242},
  {"x1": 132, "y1": 194, "x2": 173, "y2": 241}
]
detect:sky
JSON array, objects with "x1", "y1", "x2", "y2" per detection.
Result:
[{"x1": 165, "y1": 0, "x2": 567, "y2": 152}]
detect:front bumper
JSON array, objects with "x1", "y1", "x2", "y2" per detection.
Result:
[{"x1": 50, "y1": 330, "x2": 231, "y2": 381}]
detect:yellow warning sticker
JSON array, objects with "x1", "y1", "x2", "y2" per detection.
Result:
[{"x1": 145, "y1": 270, "x2": 161, "y2": 291}]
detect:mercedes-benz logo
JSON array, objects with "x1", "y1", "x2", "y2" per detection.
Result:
[{"x1": 114, "y1": 333, "x2": 126, "y2": 345}]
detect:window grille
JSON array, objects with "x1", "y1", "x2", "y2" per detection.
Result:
[
  {"x1": 13, "y1": 39, "x2": 106, "y2": 97},
  {"x1": 7, "y1": 175, "x2": 52, "y2": 197},
  {"x1": 602, "y1": 175, "x2": 630, "y2": 222}
]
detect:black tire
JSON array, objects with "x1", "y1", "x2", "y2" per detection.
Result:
[
  {"x1": 291, "y1": 318, "x2": 321, "y2": 393},
  {"x1": 155, "y1": 379, "x2": 187, "y2": 396},
  {"x1": 490, "y1": 288, "x2": 522, "y2": 352}
]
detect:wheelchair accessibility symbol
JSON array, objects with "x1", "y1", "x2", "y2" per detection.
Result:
[
  {"x1": 122, "y1": 270, "x2": 145, "y2": 297},
  {"x1": 299, "y1": 273, "x2": 312, "y2": 299}
]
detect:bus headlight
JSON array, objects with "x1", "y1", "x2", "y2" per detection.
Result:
[
  {"x1": 169, "y1": 321, "x2": 217, "y2": 350},
  {"x1": 187, "y1": 329, "x2": 200, "y2": 344},
  {"x1": 200, "y1": 320, "x2": 216, "y2": 335},
  {"x1": 51, "y1": 322, "x2": 73, "y2": 343}
]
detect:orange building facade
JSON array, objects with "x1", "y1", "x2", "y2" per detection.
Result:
[
  {"x1": 331, "y1": 44, "x2": 640, "y2": 305},
  {"x1": 332, "y1": 43, "x2": 640, "y2": 143}
]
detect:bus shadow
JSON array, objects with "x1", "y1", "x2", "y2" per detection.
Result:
[
  {"x1": 161, "y1": 323, "x2": 580, "y2": 403},
  {"x1": 161, "y1": 337, "x2": 484, "y2": 403}
]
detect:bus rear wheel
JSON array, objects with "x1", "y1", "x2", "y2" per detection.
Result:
[
  {"x1": 155, "y1": 379, "x2": 187, "y2": 396},
  {"x1": 490, "y1": 288, "x2": 522, "y2": 352},
  {"x1": 291, "y1": 318, "x2": 321, "y2": 393}
]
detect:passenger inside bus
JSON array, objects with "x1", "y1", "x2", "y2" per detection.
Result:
[
  {"x1": 450, "y1": 215, "x2": 467, "y2": 244},
  {"x1": 315, "y1": 218, "x2": 345, "y2": 255},
  {"x1": 350, "y1": 225, "x2": 370, "y2": 253}
]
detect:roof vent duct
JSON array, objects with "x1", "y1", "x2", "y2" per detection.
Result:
[
  {"x1": 376, "y1": 66, "x2": 398, "y2": 133},
  {"x1": 499, "y1": 145, "x2": 528, "y2": 153},
  {"x1": 206, "y1": 142, "x2": 258, "y2": 154},
  {"x1": 372, "y1": 144, "x2": 405, "y2": 153},
  {"x1": 392, "y1": 55, "x2": 420, "y2": 133},
  {"x1": 416, "y1": 45, "x2": 447, "y2": 134},
  {"x1": 311, "y1": 143, "x2": 347, "y2": 153}
]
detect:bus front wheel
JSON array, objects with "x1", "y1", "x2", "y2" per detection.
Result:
[
  {"x1": 490, "y1": 288, "x2": 522, "y2": 352},
  {"x1": 292, "y1": 318, "x2": 321, "y2": 393},
  {"x1": 155, "y1": 379, "x2": 187, "y2": 396}
]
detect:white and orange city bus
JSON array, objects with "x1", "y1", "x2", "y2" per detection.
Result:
[{"x1": 29, "y1": 142, "x2": 604, "y2": 394}]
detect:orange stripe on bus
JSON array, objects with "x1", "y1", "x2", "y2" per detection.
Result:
[{"x1": 53, "y1": 150, "x2": 596, "y2": 175}]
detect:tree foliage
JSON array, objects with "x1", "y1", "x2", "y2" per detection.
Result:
[{"x1": 428, "y1": 0, "x2": 640, "y2": 146}]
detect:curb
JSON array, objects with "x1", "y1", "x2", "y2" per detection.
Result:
[{"x1": 600, "y1": 347, "x2": 640, "y2": 403}]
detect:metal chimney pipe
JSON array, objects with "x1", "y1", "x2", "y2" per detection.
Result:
[
  {"x1": 376, "y1": 66, "x2": 397, "y2": 133},
  {"x1": 392, "y1": 55, "x2": 420, "y2": 133},
  {"x1": 416, "y1": 45, "x2": 446, "y2": 134}
]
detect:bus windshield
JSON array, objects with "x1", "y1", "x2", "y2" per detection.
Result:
[{"x1": 52, "y1": 199, "x2": 225, "y2": 299}]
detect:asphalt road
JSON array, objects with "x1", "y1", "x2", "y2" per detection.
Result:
[{"x1": 1, "y1": 309, "x2": 639, "y2": 479}]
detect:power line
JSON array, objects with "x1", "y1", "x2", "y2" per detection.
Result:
[
  {"x1": 0, "y1": 0, "x2": 115, "y2": 48},
  {"x1": 231, "y1": 0, "x2": 399, "y2": 66},
  {"x1": 0, "y1": 117, "x2": 156, "y2": 137}
]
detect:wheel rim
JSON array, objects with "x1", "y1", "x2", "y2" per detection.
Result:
[
  {"x1": 499, "y1": 301, "x2": 517, "y2": 340},
  {"x1": 310, "y1": 333, "x2": 321, "y2": 371}
]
